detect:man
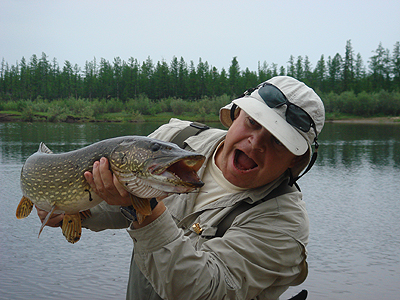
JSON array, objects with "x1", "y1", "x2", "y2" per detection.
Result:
[{"x1": 38, "y1": 76, "x2": 325, "y2": 299}]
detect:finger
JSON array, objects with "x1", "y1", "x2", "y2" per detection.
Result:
[
  {"x1": 35, "y1": 205, "x2": 64, "y2": 227},
  {"x1": 84, "y1": 168, "x2": 100, "y2": 199},
  {"x1": 45, "y1": 214, "x2": 64, "y2": 227},
  {"x1": 90, "y1": 160, "x2": 112, "y2": 198},
  {"x1": 84, "y1": 170, "x2": 94, "y2": 185},
  {"x1": 99, "y1": 157, "x2": 116, "y2": 192},
  {"x1": 91, "y1": 160, "x2": 101, "y2": 184},
  {"x1": 86, "y1": 158, "x2": 131, "y2": 206}
]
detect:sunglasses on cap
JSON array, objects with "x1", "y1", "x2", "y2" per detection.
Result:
[{"x1": 251, "y1": 83, "x2": 317, "y2": 140}]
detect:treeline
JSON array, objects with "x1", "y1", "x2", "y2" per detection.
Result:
[{"x1": 0, "y1": 40, "x2": 399, "y2": 119}]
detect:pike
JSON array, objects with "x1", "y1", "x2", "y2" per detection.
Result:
[{"x1": 16, "y1": 136, "x2": 205, "y2": 243}]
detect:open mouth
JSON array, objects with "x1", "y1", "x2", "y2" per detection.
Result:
[
  {"x1": 234, "y1": 150, "x2": 258, "y2": 171},
  {"x1": 150, "y1": 155, "x2": 205, "y2": 188}
]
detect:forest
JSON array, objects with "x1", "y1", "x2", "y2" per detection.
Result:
[{"x1": 0, "y1": 40, "x2": 399, "y2": 122}]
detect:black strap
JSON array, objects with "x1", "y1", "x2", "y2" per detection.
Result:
[
  {"x1": 287, "y1": 290, "x2": 308, "y2": 300},
  {"x1": 171, "y1": 122, "x2": 210, "y2": 148},
  {"x1": 215, "y1": 180, "x2": 297, "y2": 238}
]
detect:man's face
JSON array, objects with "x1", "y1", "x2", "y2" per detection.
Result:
[{"x1": 215, "y1": 110, "x2": 299, "y2": 189}]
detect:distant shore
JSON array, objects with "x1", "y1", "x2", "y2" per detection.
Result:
[
  {"x1": 326, "y1": 116, "x2": 400, "y2": 124},
  {"x1": 1, "y1": 112, "x2": 399, "y2": 124}
]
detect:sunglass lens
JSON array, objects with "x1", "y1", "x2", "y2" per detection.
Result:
[
  {"x1": 258, "y1": 83, "x2": 314, "y2": 134},
  {"x1": 286, "y1": 105, "x2": 311, "y2": 132},
  {"x1": 258, "y1": 85, "x2": 286, "y2": 107}
]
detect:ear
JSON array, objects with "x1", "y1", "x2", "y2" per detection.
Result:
[{"x1": 230, "y1": 104, "x2": 241, "y2": 122}]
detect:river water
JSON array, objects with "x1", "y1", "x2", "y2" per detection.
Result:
[{"x1": 0, "y1": 121, "x2": 399, "y2": 300}]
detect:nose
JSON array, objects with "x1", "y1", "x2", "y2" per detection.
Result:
[{"x1": 248, "y1": 129, "x2": 270, "y2": 152}]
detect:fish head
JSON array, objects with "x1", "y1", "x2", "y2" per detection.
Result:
[{"x1": 109, "y1": 137, "x2": 205, "y2": 198}]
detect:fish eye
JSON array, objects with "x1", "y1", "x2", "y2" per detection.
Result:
[{"x1": 151, "y1": 143, "x2": 161, "y2": 152}]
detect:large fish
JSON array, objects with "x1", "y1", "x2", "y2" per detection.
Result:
[{"x1": 16, "y1": 136, "x2": 205, "y2": 243}]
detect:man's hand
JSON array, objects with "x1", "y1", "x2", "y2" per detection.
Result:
[
  {"x1": 84, "y1": 157, "x2": 132, "y2": 207},
  {"x1": 36, "y1": 205, "x2": 64, "y2": 227}
]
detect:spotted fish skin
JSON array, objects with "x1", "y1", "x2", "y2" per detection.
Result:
[
  {"x1": 18, "y1": 136, "x2": 205, "y2": 243},
  {"x1": 20, "y1": 138, "x2": 114, "y2": 215}
]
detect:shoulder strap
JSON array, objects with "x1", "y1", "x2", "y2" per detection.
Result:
[
  {"x1": 171, "y1": 122, "x2": 210, "y2": 148},
  {"x1": 215, "y1": 180, "x2": 297, "y2": 238}
]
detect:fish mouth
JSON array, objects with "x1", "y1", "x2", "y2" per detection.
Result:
[
  {"x1": 234, "y1": 149, "x2": 258, "y2": 171},
  {"x1": 148, "y1": 155, "x2": 205, "y2": 188}
]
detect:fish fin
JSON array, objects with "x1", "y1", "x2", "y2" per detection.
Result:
[
  {"x1": 38, "y1": 142, "x2": 53, "y2": 154},
  {"x1": 38, "y1": 204, "x2": 58, "y2": 238},
  {"x1": 79, "y1": 209, "x2": 92, "y2": 221},
  {"x1": 62, "y1": 214, "x2": 82, "y2": 244},
  {"x1": 130, "y1": 195, "x2": 152, "y2": 222},
  {"x1": 136, "y1": 212, "x2": 146, "y2": 224},
  {"x1": 16, "y1": 196, "x2": 34, "y2": 219}
]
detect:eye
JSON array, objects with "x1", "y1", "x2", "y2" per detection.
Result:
[
  {"x1": 272, "y1": 136, "x2": 285, "y2": 149},
  {"x1": 247, "y1": 116, "x2": 259, "y2": 127},
  {"x1": 119, "y1": 153, "x2": 127, "y2": 164},
  {"x1": 151, "y1": 143, "x2": 161, "y2": 152},
  {"x1": 273, "y1": 137, "x2": 283, "y2": 146}
]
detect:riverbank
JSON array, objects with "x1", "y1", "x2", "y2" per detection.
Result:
[
  {"x1": 1, "y1": 111, "x2": 399, "y2": 124},
  {"x1": 326, "y1": 116, "x2": 400, "y2": 124},
  {"x1": 0, "y1": 111, "x2": 221, "y2": 124}
]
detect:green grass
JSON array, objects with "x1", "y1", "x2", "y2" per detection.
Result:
[{"x1": 1, "y1": 92, "x2": 399, "y2": 124}]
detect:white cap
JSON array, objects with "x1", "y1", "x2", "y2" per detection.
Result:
[{"x1": 219, "y1": 76, "x2": 325, "y2": 156}]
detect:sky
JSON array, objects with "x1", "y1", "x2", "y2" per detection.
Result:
[{"x1": 1, "y1": 0, "x2": 399, "y2": 73}]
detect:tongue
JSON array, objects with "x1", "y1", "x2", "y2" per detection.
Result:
[{"x1": 236, "y1": 151, "x2": 257, "y2": 170}]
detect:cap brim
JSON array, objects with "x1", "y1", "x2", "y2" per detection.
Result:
[{"x1": 233, "y1": 98, "x2": 308, "y2": 156}]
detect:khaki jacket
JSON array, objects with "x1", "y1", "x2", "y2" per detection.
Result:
[{"x1": 84, "y1": 118, "x2": 309, "y2": 300}]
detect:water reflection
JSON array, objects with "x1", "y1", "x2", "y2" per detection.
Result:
[
  {"x1": 1, "y1": 121, "x2": 400, "y2": 300},
  {"x1": 0, "y1": 122, "x2": 163, "y2": 164},
  {"x1": 317, "y1": 122, "x2": 400, "y2": 169},
  {"x1": 2, "y1": 122, "x2": 400, "y2": 168}
]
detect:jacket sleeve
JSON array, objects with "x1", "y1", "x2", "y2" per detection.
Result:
[
  {"x1": 127, "y1": 196, "x2": 308, "y2": 300},
  {"x1": 81, "y1": 201, "x2": 130, "y2": 231},
  {"x1": 147, "y1": 118, "x2": 192, "y2": 141}
]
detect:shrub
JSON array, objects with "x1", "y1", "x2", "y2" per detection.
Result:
[
  {"x1": 355, "y1": 91, "x2": 376, "y2": 116},
  {"x1": 48, "y1": 105, "x2": 68, "y2": 122},
  {"x1": 21, "y1": 105, "x2": 35, "y2": 122},
  {"x1": 128, "y1": 94, "x2": 158, "y2": 115},
  {"x1": 376, "y1": 90, "x2": 400, "y2": 116},
  {"x1": 170, "y1": 99, "x2": 188, "y2": 115},
  {"x1": 131, "y1": 110, "x2": 145, "y2": 122},
  {"x1": 158, "y1": 97, "x2": 173, "y2": 113},
  {"x1": 105, "y1": 98, "x2": 124, "y2": 113},
  {"x1": 33, "y1": 97, "x2": 50, "y2": 113}
]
